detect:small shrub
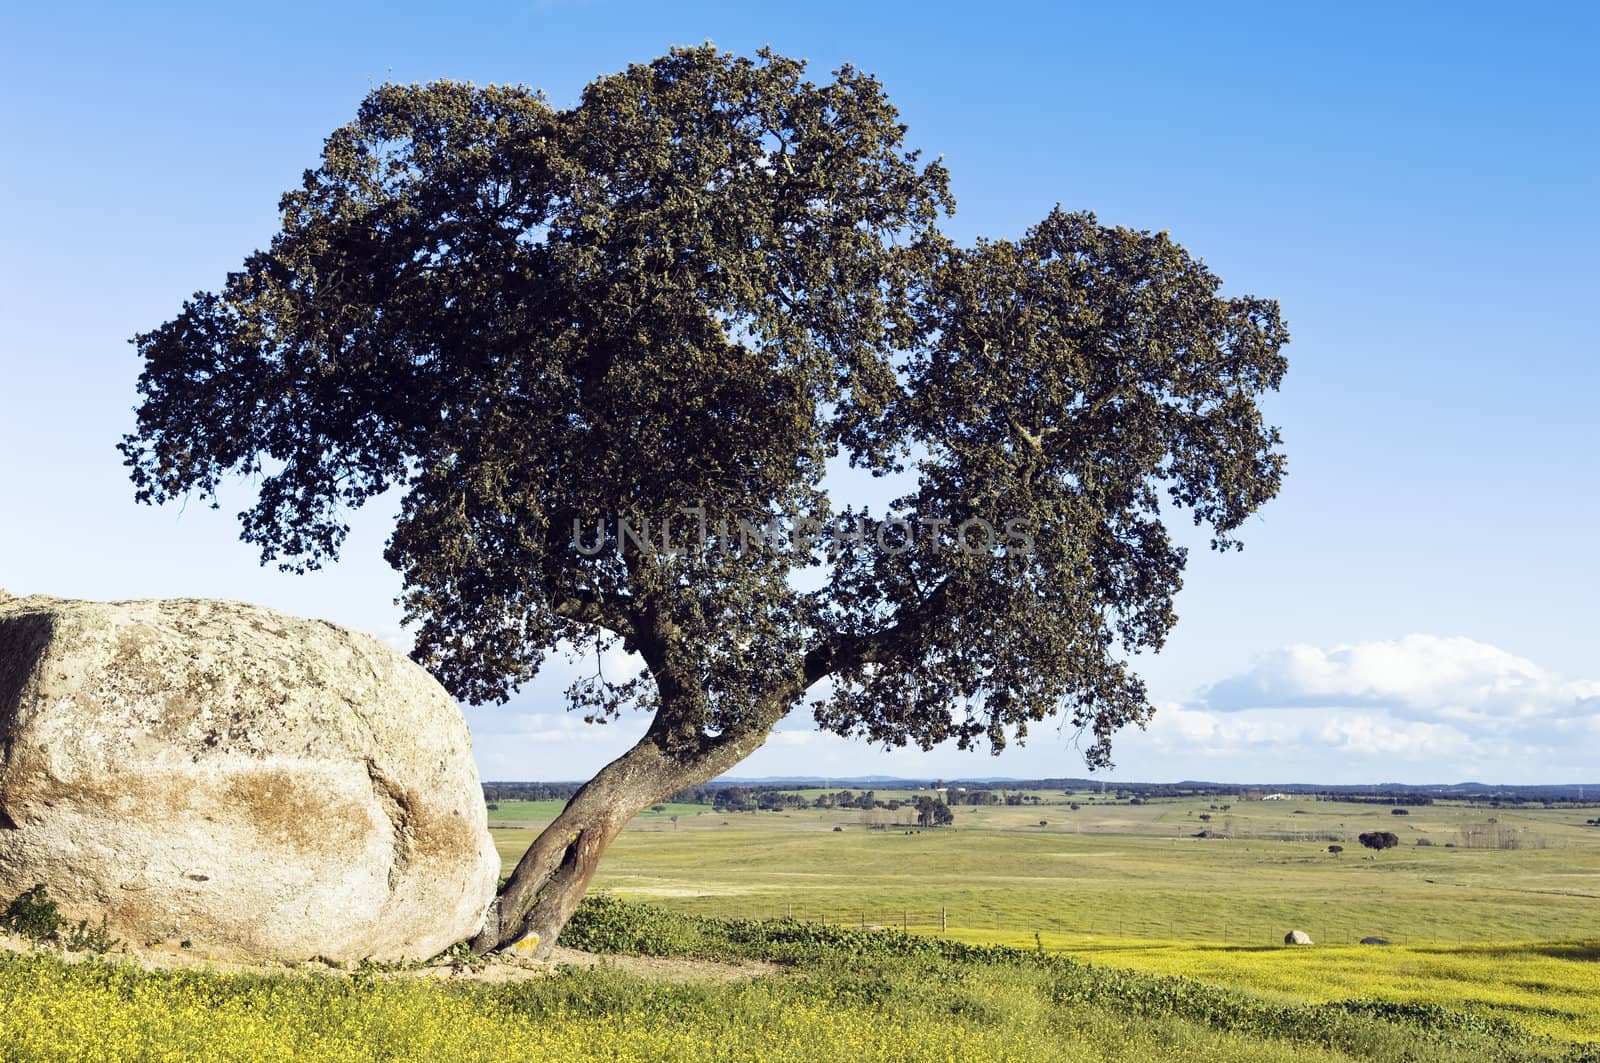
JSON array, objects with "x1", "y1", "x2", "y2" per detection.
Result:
[
  {"x1": 559, "y1": 894, "x2": 710, "y2": 956},
  {"x1": 3, "y1": 884, "x2": 61, "y2": 943},
  {"x1": 1415, "y1": 837, "x2": 1434, "y2": 847},
  {"x1": 1327, "y1": 844, "x2": 1344, "y2": 855},
  {"x1": 1391, "y1": 808, "x2": 1410, "y2": 816},
  {"x1": 62, "y1": 916, "x2": 120, "y2": 955}
]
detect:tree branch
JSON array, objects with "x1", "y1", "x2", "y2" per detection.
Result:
[
  {"x1": 802, "y1": 580, "x2": 952, "y2": 686},
  {"x1": 551, "y1": 589, "x2": 635, "y2": 640}
]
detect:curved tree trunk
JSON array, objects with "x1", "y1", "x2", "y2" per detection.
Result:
[{"x1": 470, "y1": 717, "x2": 771, "y2": 958}]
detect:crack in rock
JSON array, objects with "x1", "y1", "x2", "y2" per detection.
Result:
[{"x1": 366, "y1": 759, "x2": 415, "y2": 895}]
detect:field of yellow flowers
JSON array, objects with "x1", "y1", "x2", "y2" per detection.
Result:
[
  {"x1": 3, "y1": 898, "x2": 1590, "y2": 1063},
  {"x1": 0, "y1": 947, "x2": 1356, "y2": 1063},
  {"x1": 936, "y1": 931, "x2": 1600, "y2": 1043}
]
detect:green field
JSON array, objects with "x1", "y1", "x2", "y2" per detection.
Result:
[
  {"x1": 491, "y1": 793, "x2": 1600, "y2": 943},
  {"x1": 488, "y1": 791, "x2": 1600, "y2": 1043},
  {"x1": 4, "y1": 790, "x2": 1595, "y2": 1059},
  {"x1": 4, "y1": 901, "x2": 1593, "y2": 1062}
]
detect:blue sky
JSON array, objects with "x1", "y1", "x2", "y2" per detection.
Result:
[{"x1": 2, "y1": 2, "x2": 1596, "y2": 784}]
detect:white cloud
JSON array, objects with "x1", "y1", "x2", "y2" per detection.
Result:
[
  {"x1": 1312, "y1": 713, "x2": 1475, "y2": 759},
  {"x1": 1200, "y1": 635, "x2": 1600, "y2": 723},
  {"x1": 1125, "y1": 634, "x2": 1600, "y2": 781},
  {"x1": 1145, "y1": 703, "x2": 1473, "y2": 762}
]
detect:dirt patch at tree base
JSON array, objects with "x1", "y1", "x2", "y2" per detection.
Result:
[{"x1": 0, "y1": 931, "x2": 780, "y2": 985}]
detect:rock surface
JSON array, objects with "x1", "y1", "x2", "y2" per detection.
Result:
[
  {"x1": 1283, "y1": 929, "x2": 1313, "y2": 945},
  {"x1": 0, "y1": 593, "x2": 498, "y2": 961}
]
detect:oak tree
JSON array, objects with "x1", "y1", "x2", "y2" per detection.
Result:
[
  {"x1": 1358, "y1": 831, "x2": 1400, "y2": 853},
  {"x1": 122, "y1": 47, "x2": 1288, "y2": 956}
]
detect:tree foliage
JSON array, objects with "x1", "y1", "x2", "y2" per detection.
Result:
[
  {"x1": 122, "y1": 45, "x2": 1287, "y2": 780},
  {"x1": 914, "y1": 795, "x2": 955, "y2": 827},
  {"x1": 1358, "y1": 831, "x2": 1400, "y2": 852}
]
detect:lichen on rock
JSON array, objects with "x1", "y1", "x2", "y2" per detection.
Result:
[{"x1": 0, "y1": 593, "x2": 498, "y2": 961}]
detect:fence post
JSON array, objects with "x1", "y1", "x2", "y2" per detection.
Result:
[
  {"x1": 903, "y1": 910, "x2": 908, "y2": 931},
  {"x1": 941, "y1": 907, "x2": 948, "y2": 933}
]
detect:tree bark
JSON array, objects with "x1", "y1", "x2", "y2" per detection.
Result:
[{"x1": 470, "y1": 714, "x2": 772, "y2": 958}]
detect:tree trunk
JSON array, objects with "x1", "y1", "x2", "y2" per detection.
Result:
[{"x1": 470, "y1": 718, "x2": 768, "y2": 958}]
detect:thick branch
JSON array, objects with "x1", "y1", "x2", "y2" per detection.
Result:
[{"x1": 803, "y1": 581, "x2": 952, "y2": 686}]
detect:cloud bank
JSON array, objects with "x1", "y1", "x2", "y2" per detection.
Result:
[
  {"x1": 1199, "y1": 635, "x2": 1600, "y2": 722},
  {"x1": 461, "y1": 634, "x2": 1600, "y2": 784},
  {"x1": 1139, "y1": 635, "x2": 1600, "y2": 777}
]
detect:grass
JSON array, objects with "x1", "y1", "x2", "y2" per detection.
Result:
[
  {"x1": 483, "y1": 793, "x2": 1600, "y2": 1048},
  {"x1": 931, "y1": 931, "x2": 1600, "y2": 1042},
  {"x1": 490, "y1": 796, "x2": 1600, "y2": 944},
  {"x1": 0, "y1": 945, "x2": 1360, "y2": 1062},
  {"x1": 12, "y1": 792, "x2": 1589, "y2": 1059},
  {"x1": 3, "y1": 901, "x2": 1593, "y2": 1062},
  {"x1": 553, "y1": 897, "x2": 1596, "y2": 1060}
]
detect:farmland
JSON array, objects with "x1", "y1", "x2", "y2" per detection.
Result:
[
  {"x1": 2, "y1": 786, "x2": 1595, "y2": 1060},
  {"x1": 490, "y1": 788, "x2": 1600, "y2": 1043},
  {"x1": 488, "y1": 790, "x2": 1600, "y2": 944}
]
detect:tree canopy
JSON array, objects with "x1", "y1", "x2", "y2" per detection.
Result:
[
  {"x1": 1358, "y1": 831, "x2": 1400, "y2": 852},
  {"x1": 122, "y1": 46, "x2": 1288, "y2": 952}
]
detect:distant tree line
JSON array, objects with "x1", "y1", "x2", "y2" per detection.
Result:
[
  {"x1": 481, "y1": 782, "x2": 959, "y2": 826},
  {"x1": 1336, "y1": 795, "x2": 1433, "y2": 806},
  {"x1": 483, "y1": 782, "x2": 584, "y2": 803},
  {"x1": 486, "y1": 779, "x2": 1597, "y2": 810},
  {"x1": 946, "y1": 790, "x2": 1045, "y2": 806},
  {"x1": 690, "y1": 787, "x2": 955, "y2": 825}
]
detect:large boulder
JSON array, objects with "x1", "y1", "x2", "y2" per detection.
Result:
[
  {"x1": 1283, "y1": 929, "x2": 1314, "y2": 945},
  {"x1": 0, "y1": 592, "x2": 498, "y2": 961}
]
